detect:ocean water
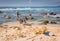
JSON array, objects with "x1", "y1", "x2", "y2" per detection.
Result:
[{"x1": 0, "y1": 7, "x2": 60, "y2": 24}]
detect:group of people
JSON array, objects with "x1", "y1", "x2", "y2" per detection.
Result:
[
  {"x1": 16, "y1": 12, "x2": 34, "y2": 24},
  {"x1": 4, "y1": 11, "x2": 34, "y2": 24}
]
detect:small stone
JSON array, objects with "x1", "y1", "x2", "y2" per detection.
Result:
[{"x1": 49, "y1": 32, "x2": 54, "y2": 36}]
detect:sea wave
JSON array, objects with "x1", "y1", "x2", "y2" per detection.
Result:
[
  {"x1": 0, "y1": 8, "x2": 33, "y2": 10},
  {"x1": 0, "y1": 8, "x2": 48, "y2": 11}
]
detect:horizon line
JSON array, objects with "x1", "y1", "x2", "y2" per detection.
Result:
[{"x1": 0, "y1": 6, "x2": 60, "y2": 8}]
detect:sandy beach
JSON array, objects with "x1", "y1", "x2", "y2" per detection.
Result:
[
  {"x1": 0, "y1": 0, "x2": 60, "y2": 41},
  {"x1": 0, "y1": 21, "x2": 60, "y2": 41}
]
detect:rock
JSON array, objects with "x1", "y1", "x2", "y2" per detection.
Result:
[
  {"x1": 50, "y1": 21, "x2": 57, "y2": 24},
  {"x1": 42, "y1": 20, "x2": 49, "y2": 25},
  {"x1": 49, "y1": 12, "x2": 56, "y2": 15},
  {"x1": 35, "y1": 26, "x2": 47, "y2": 34},
  {"x1": 5, "y1": 15, "x2": 11, "y2": 19},
  {"x1": 34, "y1": 28, "x2": 40, "y2": 34},
  {"x1": 10, "y1": 26, "x2": 21, "y2": 30},
  {"x1": 0, "y1": 11, "x2": 3, "y2": 13},
  {"x1": 40, "y1": 26, "x2": 47, "y2": 34},
  {"x1": 49, "y1": 32, "x2": 54, "y2": 36},
  {"x1": 55, "y1": 16, "x2": 60, "y2": 19}
]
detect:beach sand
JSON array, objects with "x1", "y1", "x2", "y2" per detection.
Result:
[{"x1": 0, "y1": 21, "x2": 60, "y2": 41}]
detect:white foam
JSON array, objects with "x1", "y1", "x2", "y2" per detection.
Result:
[{"x1": 0, "y1": 8, "x2": 33, "y2": 11}]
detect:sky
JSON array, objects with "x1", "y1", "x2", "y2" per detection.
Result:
[{"x1": 0, "y1": 0, "x2": 60, "y2": 7}]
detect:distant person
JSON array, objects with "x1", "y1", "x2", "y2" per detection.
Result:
[
  {"x1": 23, "y1": 19, "x2": 26, "y2": 24},
  {"x1": 19, "y1": 19, "x2": 23, "y2": 24},
  {"x1": 25, "y1": 16, "x2": 28, "y2": 20},
  {"x1": 23, "y1": 16, "x2": 27, "y2": 24},
  {"x1": 28, "y1": 14, "x2": 34, "y2": 20},
  {"x1": 16, "y1": 12, "x2": 20, "y2": 20}
]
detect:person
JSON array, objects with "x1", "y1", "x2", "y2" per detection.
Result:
[
  {"x1": 25, "y1": 16, "x2": 28, "y2": 20},
  {"x1": 16, "y1": 12, "x2": 20, "y2": 20},
  {"x1": 28, "y1": 14, "x2": 34, "y2": 20},
  {"x1": 23, "y1": 19, "x2": 26, "y2": 24},
  {"x1": 23, "y1": 16, "x2": 27, "y2": 24},
  {"x1": 19, "y1": 19, "x2": 23, "y2": 24}
]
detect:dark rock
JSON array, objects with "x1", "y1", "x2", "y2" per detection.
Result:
[
  {"x1": 55, "y1": 17, "x2": 60, "y2": 19},
  {"x1": 42, "y1": 20, "x2": 49, "y2": 25},
  {"x1": 0, "y1": 11, "x2": 3, "y2": 13},
  {"x1": 49, "y1": 12, "x2": 56, "y2": 15},
  {"x1": 50, "y1": 21, "x2": 57, "y2": 24},
  {"x1": 44, "y1": 32, "x2": 55, "y2": 36}
]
